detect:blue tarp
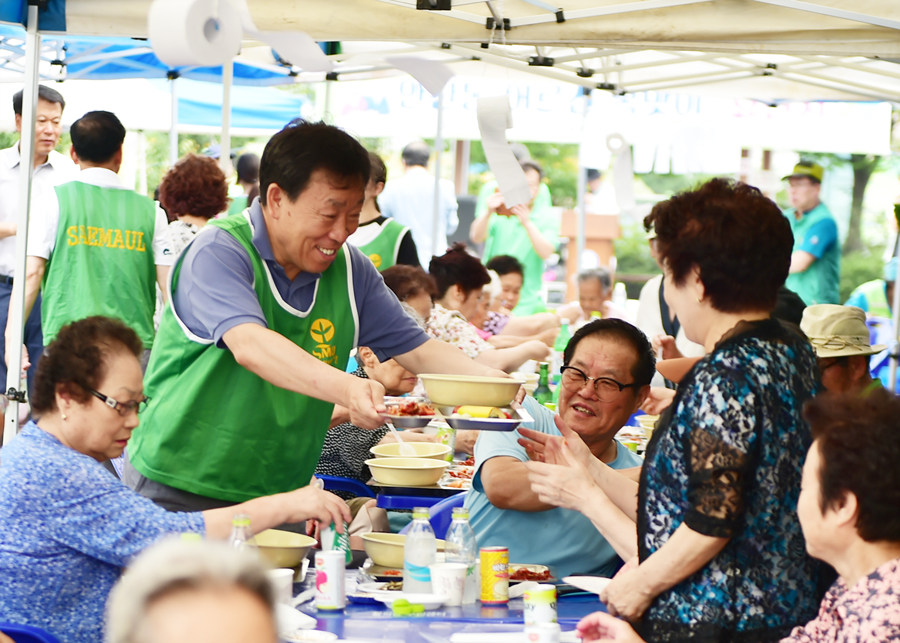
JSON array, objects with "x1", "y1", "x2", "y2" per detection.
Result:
[{"x1": 0, "y1": 0, "x2": 66, "y2": 31}]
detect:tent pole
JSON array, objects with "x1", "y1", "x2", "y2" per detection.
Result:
[
  {"x1": 168, "y1": 75, "x2": 178, "y2": 166},
  {"x1": 432, "y1": 89, "x2": 445, "y2": 261},
  {"x1": 220, "y1": 60, "x2": 233, "y2": 176},
  {"x1": 575, "y1": 89, "x2": 590, "y2": 271},
  {"x1": 3, "y1": 3, "x2": 40, "y2": 445}
]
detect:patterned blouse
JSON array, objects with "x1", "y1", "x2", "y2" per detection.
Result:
[
  {"x1": 426, "y1": 302, "x2": 493, "y2": 359},
  {"x1": 784, "y1": 557, "x2": 900, "y2": 642},
  {"x1": 314, "y1": 366, "x2": 389, "y2": 500},
  {"x1": 638, "y1": 319, "x2": 823, "y2": 642},
  {"x1": 0, "y1": 423, "x2": 205, "y2": 643}
]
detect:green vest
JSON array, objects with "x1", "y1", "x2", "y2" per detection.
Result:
[
  {"x1": 357, "y1": 218, "x2": 408, "y2": 270},
  {"x1": 785, "y1": 202, "x2": 841, "y2": 305},
  {"x1": 128, "y1": 214, "x2": 358, "y2": 502},
  {"x1": 42, "y1": 182, "x2": 157, "y2": 347}
]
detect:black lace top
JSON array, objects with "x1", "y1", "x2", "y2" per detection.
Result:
[{"x1": 637, "y1": 319, "x2": 824, "y2": 642}]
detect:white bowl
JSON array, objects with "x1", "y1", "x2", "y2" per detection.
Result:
[
  {"x1": 418, "y1": 374, "x2": 524, "y2": 407},
  {"x1": 365, "y1": 457, "x2": 449, "y2": 486},
  {"x1": 370, "y1": 442, "x2": 452, "y2": 460},
  {"x1": 361, "y1": 532, "x2": 446, "y2": 568}
]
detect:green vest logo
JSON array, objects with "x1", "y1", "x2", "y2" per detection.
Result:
[
  {"x1": 310, "y1": 318, "x2": 337, "y2": 364},
  {"x1": 368, "y1": 253, "x2": 382, "y2": 269}
]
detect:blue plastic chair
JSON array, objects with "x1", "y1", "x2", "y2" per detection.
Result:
[
  {"x1": 399, "y1": 492, "x2": 467, "y2": 538},
  {"x1": 0, "y1": 623, "x2": 62, "y2": 643},
  {"x1": 315, "y1": 474, "x2": 375, "y2": 498}
]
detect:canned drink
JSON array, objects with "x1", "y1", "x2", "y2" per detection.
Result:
[
  {"x1": 525, "y1": 622, "x2": 561, "y2": 643},
  {"x1": 523, "y1": 583, "x2": 557, "y2": 625},
  {"x1": 321, "y1": 521, "x2": 351, "y2": 564},
  {"x1": 479, "y1": 546, "x2": 509, "y2": 604},
  {"x1": 314, "y1": 550, "x2": 346, "y2": 610},
  {"x1": 435, "y1": 425, "x2": 457, "y2": 461}
]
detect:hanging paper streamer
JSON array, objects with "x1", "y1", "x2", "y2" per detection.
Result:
[
  {"x1": 477, "y1": 96, "x2": 530, "y2": 208},
  {"x1": 385, "y1": 56, "x2": 453, "y2": 97},
  {"x1": 148, "y1": 0, "x2": 242, "y2": 67},
  {"x1": 231, "y1": 0, "x2": 333, "y2": 72}
]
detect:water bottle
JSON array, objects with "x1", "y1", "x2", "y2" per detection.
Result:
[
  {"x1": 533, "y1": 362, "x2": 553, "y2": 406},
  {"x1": 444, "y1": 507, "x2": 478, "y2": 604},
  {"x1": 550, "y1": 320, "x2": 571, "y2": 386},
  {"x1": 403, "y1": 507, "x2": 436, "y2": 593},
  {"x1": 229, "y1": 513, "x2": 252, "y2": 551}
]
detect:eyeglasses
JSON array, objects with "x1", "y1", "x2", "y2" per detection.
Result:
[
  {"x1": 559, "y1": 365, "x2": 639, "y2": 402},
  {"x1": 89, "y1": 389, "x2": 151, "y2": 416}
]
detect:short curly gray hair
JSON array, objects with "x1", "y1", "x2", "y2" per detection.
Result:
[{"x1": 105, "y1": 538, "x2": 276, "y2": 643}]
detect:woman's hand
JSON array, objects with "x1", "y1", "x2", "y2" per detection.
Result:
[
  {"x1": 601, "y1": 563, "x2": 656, "y2": 621},
  {"x1": 518, "y1": 414, "x2": 594, "y2": 470},
  {"x1": 577, "y1": 612, "x2": 646, "y2": 643},
  {"x1": 652, "y1": 335, "x2": 683, "y2": 360},
  {"x1": 486, "y1": 191, "x2": 505, "y2": 214},
  {"x1": 524, "y1": 456, "x2": 598, "y2": 512},
  {"x1": 640, "y1": 387, "x2": 675, "y2": 415},
  {"x1": 283, "y1": 484, "x2": 352, "y2": 532}
]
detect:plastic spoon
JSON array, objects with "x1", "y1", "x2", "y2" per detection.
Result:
[{"x1": 386, "y1": 418, "x2": 416, "y2": 456}]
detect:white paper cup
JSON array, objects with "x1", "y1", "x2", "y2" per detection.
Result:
[
  {"x1": 429, "y1": 562, "x2": 467, "y2": 606},
  {"x1": 267, "y1": 567, "x2": 295, "y2": 605}
]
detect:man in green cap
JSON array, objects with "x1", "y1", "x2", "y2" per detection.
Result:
[{"x1": 783, "y1": 160, "x2": 840, "y2": 305}]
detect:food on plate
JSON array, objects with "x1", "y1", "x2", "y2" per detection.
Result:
[
  {"x1": 385, "y1": 580, "x2": 403, "y2": 591},
  {"x1": 460, "y1": 455, "x2": 475, "y2": 467},
  {"x1": 386, "y1": 400, "x2": 436, "y2": 416},
  {"x1": 509, "y1": 565, "x2": 552, "y2": 582},
  {"x1": 452, "y1": 405, "x2": 511, "y2": 419}
]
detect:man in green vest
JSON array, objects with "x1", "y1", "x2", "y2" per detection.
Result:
[
  {"x1": 783, "y1": 161, "x2": 841, "y2": 305},
  {"x1": 9, "y1": 110, "x2": 171, "y2": 368},
  {"x1": 123, "y1": 120, "x2": 503, "y2": 512}
]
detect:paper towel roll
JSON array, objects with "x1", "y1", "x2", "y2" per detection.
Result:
[{"x1": 148, "y1": 0, "x2": 242, "y2": 67}]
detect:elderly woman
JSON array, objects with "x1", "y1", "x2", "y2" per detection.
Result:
[
  {"x1": 427, "y1": 243, "x2": 549, "y2": 372},
  {"x1": 0, "y1": 316, "x2": 349, "y2": 643},
  {"x1": 381, "y1": 264, "x2": 437, "y2": 324},
  {"x1": 575, "y1": 389, "x2": 900, "y2": 642},
  {"x1": 524, "y1": 179, "x2": 821, "y2": 640},
  {"x1": 158, "y1": 154, "x2": 229, "y2": 255}
]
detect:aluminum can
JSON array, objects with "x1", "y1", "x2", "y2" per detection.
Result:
[
  {"x1": 314, "y1": 549, "x2": 346, "y2": 610},
  {"x1": 479, "y1": 546, "x2": 509, "y2": 604},
  {"x1": 525, "y1": 622, "x2": 561, "y2": 643},
  {"x1": 321, "y1": 520, "x2": 351, "y2": 564},
  {"x1": 434, "y1": 424, "x2": 457, "y2": 461},
  {"x1": 523, "y1": 583, "x2": 557, "y2": 625}
]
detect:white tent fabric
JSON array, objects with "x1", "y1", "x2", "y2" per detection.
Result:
[{"x1": 49, "y1": 0, "x2": 900, "y2": 103}]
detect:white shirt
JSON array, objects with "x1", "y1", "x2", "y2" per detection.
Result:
[
  {"x1": 28, "y1": 167, "x2": 172, "y2": 266},
  {"x1": 635, "y1": 274, "x2": 705, "y2": 386},
  {"x1": 378, "y1": 165, "x2": 458, "y2": 266},
  {"x1": 0, "y1": 145, "x2": 76, "y2": 276}
]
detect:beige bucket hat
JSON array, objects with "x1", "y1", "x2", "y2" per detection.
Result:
[{"x1": 800, "y1": 304, "x2": 886, "y2": 358}]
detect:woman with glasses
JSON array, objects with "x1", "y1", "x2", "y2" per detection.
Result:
[
  {"x1": 524, "y1": 179, "x2": 822, "y2": 641},
  {"x1": 0, "y1": 316, "x2": 350, "y2": 643}
]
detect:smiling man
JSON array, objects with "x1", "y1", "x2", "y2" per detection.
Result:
[
  {"x1": 124, "y1": 120, "x2": 499, "y2": 511},
  {"x1": 0, "y1": 85, "x2": 75, "y2": 404},
  {"x1": 465, "y1": 318, "x2": 653, "y2": 579}
]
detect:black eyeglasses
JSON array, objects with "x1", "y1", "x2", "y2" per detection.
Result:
[
  {"x1": 559, "y1": 365, "x2": 639, "y2": 402},
  {"x1": 89, "y1": 389, "x2": 151, "y2": 416}
]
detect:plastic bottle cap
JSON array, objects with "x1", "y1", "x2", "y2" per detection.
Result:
[{"x1": 451, "y1": 507, "x2": 469, "y2": 519}]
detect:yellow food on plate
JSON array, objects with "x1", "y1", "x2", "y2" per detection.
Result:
[{"x1": 453, "y1": 405, "x2": 509, "y2": 419}]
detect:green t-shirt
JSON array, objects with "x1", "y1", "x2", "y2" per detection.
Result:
[{"x1": 476, "y1": 180, "x2": 559, "y2": 315}]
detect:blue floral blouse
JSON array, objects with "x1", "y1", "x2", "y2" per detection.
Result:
[
  {"x1": 0, "y1": 422, "x2": 205, "y2": 643},
  {"x1": 638, "y1": 319, "x2": 823, "y2": 642}
]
